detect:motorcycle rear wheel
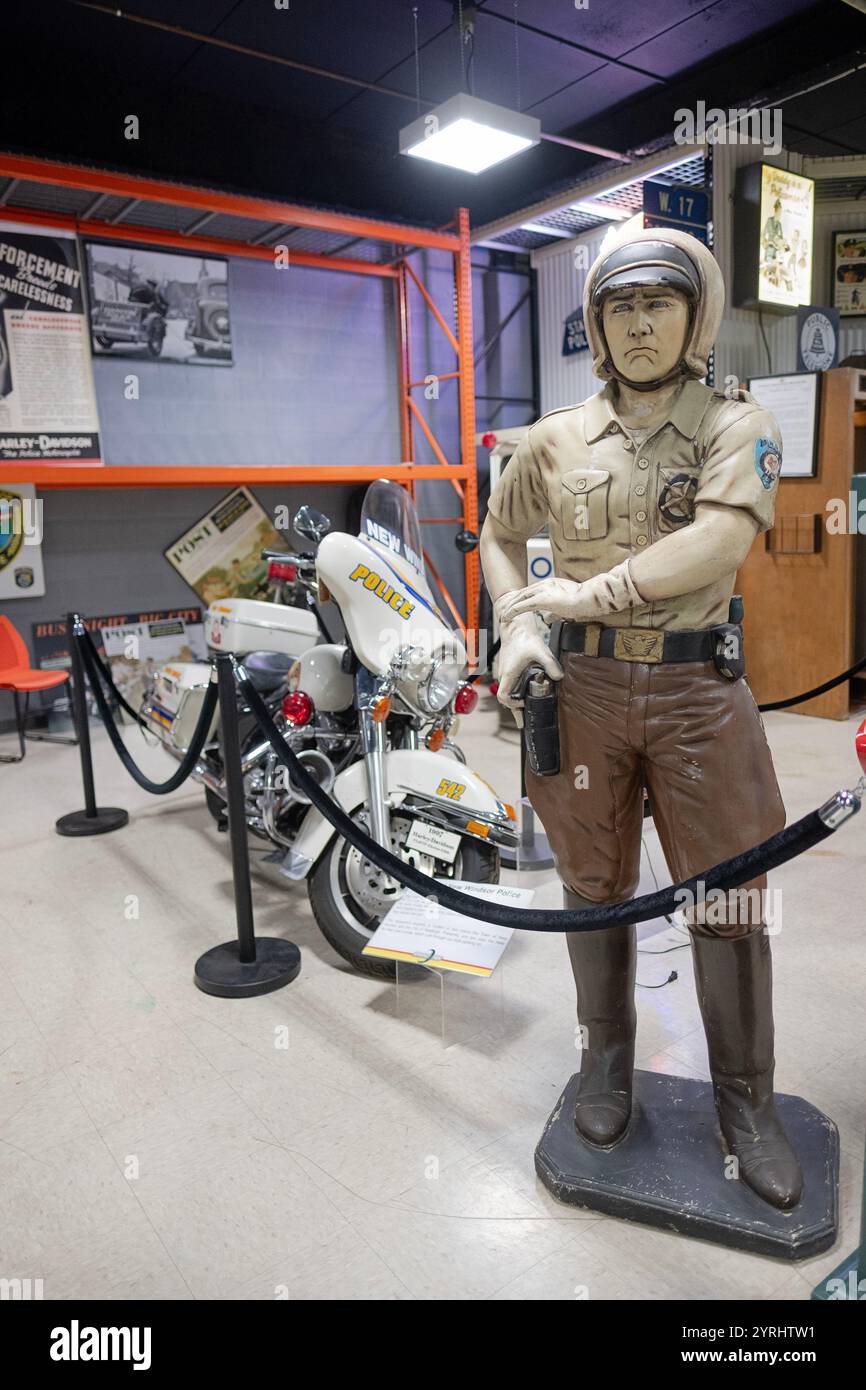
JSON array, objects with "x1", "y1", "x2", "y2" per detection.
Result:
[{"x1": 308, "y1": 810, "x2": 500, "y2": 979}]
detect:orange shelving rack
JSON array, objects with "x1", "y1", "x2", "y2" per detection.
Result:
[{"x1": 0, "y1": 154, "x2": 479, "y2": 635}]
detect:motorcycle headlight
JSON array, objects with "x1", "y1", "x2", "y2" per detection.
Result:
[{"x1": 417, "y1": 656, "x2": 462, "y2": 714}]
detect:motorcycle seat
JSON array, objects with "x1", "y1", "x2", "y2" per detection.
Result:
[{"x1": 242, "y1": 650, "x2": 294, "y2": 694}]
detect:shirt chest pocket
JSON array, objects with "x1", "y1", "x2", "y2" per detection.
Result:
[
  {"x1": 558, "y1": 468, "x2": 610, "y2": 541},
  {"x1": 656, "y1": 465, "x2": 700, "y2": 534}
]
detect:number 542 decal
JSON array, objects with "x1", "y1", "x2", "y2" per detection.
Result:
[{"x1": 436, "y1": 778, "x2": 466, "y2": 801}]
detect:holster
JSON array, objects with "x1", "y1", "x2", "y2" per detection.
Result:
[
  {"x1": 515, "y1": 665, "x2": 560, "y2": 777},
  {"x1": 711, "y1": 622, "x2": 745, "y2": 681}
]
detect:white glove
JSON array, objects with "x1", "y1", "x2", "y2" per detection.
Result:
[
  {"x1": 494, "y1": 597, "x2": 563, "y2": 722},
  {"x1": 497, "y1": 560, "x2": 644, "y2": 624}
]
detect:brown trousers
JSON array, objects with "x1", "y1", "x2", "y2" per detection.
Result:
[{"x1": 525, "y1": 653, "x2": 786, "y2": 938}]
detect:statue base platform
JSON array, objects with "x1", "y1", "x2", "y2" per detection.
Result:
[{"x1": 535, "y1": 1070, "x2": 838, "y2": 1261}]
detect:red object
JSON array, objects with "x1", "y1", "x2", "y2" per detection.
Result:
[
  {"x1": 268, "y1": 560, "x2": 297, "y2": 583},
  {"x1": 281, "y1": 690, "x2": 314, "y2": 727},
  {"x1": 489, "y1": 680, "x2": 500, "y2": 697},
  {"x1": 482, "y1": 432, "x2": 497, "y2": 449},
  {"x1": 0, "y1": 616, "x2": 69, "y2": 762},
  {"x1": 454, "y1": 683, "x2": 478, "y2": 715},
  {"x1": 856, "y1": 718, "x2": 866, "y2": 776}
]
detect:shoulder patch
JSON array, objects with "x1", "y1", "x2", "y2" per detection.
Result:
[{"x1": 754, "y1": 437, "x2": 782, "y2": 490}]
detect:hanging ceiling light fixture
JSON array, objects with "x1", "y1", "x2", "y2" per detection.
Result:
[
  {"x1": 400, "y1": 92, "x2": 541, "y2": 175},
  {"x1": 400, "y1": 1, "x2": 540, "y2": 175}
]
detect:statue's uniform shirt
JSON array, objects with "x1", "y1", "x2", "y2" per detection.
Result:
[
  {"x1": 487, "y1": 379, "x2": 781, "y2": 631},
  {"x1": 486, "y1": 378, "x2": 786, "y2": 930}
]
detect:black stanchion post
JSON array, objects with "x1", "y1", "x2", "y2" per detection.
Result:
[
  {"x1": 194, "y1": 653, "x2": 301, "y2": 998},
  {"x1": 55, "y1": 613, "x2": 129, "y2": 837}
]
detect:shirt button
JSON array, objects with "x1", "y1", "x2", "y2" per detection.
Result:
[
  {"x1": 623, "y1": 439, "x2": 634, "y2": 451},
  {"x1": 575, "y1": 478, "x2": 587, "y2": 490},
  {"x1": 607, "y1": 424, "x2": 617, "y2": 435},
  {"x1": 635, "y1": 485, "x2": 646, "y2": 496},
  {"x1": 635, "y1": 535, "x2": 648, "y2": 546},
  {"x1": 637, "y1": 458, "x2": 648, "y2": 469},
  {"x1": 635, "y1": 510, "x2": 647, "y2": 522}
]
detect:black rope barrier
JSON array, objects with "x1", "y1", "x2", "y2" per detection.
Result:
[
  {"x1": 758, "y1": 652, "x2": 866, "y2": 712},
  {"x1": 236, "y1": 664, "x2": 860, "y2": 934},
  {"x1": 79, "y1": 630, "x2": 219, "y2": 796},
  {"x1": 81, "y1": 624, "x2": 154, "y2": 730}
]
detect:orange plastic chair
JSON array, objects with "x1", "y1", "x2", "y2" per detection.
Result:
[{"x1": 0, "y1": 615, "x2": 69, "y2": 762}]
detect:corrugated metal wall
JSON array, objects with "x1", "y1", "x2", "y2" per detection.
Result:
[
  {"x1": 533, "y1": 144, "x2": 866, "y2": 408},
  {"x1": 534, "y1": 227, "x2": 607, "y2": 415}
]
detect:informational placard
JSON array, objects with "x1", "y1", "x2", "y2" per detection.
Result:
[
  {"x1": 0, "y1": 481, "x2": 45, "y2": 598},
  {"x1": 85, "y1": 242, "x2": 232, "y2": 364},
  {"x1": 362, "y1": 879, "x2": 535, "y2": 976},
  {"x1": 0, "y1": 222, "x2": 101, "y2": 462},
  {"x1": 747, "y1": 372, "x2": 820, "y2": 478},
  {"x1": 164, "y1": 487, "x2": 283, "y2": 604},
  {"x1": 832, "y1": 231, "x2": 866, "y2": 317}
]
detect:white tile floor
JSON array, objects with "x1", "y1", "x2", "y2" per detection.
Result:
[{"x1": 1, "y1": 690, "x2": 864, "y2": 1300}]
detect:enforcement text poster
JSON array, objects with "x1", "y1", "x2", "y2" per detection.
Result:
[{"x1": 0, "y1": 222, "x2": 101, "y2": 462}]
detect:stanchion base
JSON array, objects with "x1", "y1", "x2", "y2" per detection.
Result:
[
  {"x1": 194, "y1": 937, "x2": 301, "y2": 998},
  {"x1": 55, "y1": 807, "x2": 129, "y2": 837},
  {"x1": 500, "y1": 832, "x2": 555, "y2": 872}
]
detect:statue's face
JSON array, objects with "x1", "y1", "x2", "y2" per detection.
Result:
[{"x1": 601, "y1": 284, "x2": 690, "y2": 384}]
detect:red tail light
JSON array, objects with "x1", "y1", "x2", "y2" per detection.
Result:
[
  {"x1": 281, "y1": 691, "x2": 314, "y2": 726},
  {"x1": 454, "y1": 683, "x2": 478, "y2": 715},
  {"x1": 268, "y1": 560, "x2": 297, "y2": 583}
]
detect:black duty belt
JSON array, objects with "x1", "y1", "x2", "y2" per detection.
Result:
[{"x1": 559, "y1": 621, "x2": 723, "y2": 665}]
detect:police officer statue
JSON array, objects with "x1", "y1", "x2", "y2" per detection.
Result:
[{"x1": 481, "y1": 229, "x2": 802, "y2": 1210}]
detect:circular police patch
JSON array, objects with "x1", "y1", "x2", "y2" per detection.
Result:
[{"x1": 658, "y1": 473, "x2": 698, "y2": 526}]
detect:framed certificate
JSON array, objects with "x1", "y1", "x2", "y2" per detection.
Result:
[{"x1": 747, "y1": 372, "x2": 820, "y2": 479}]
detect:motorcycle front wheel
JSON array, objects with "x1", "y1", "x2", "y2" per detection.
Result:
[{"x1": 308, "y1": 810, "x2": 500, "y2": 979}]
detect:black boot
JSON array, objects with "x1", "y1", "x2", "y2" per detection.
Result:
[
  {"x1": 691, "y1": 928, "x2": 803, "y2": 1210},
  {"x1": 565, "y1": 889, "x2": 636, "y2": 1148}
]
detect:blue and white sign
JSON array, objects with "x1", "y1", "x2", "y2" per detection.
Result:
[
  {"x1": 796, "y1": 305, "x2": 839, "y2": 372},
  {"x1": 643, "y1": 181, "x2": 709, "y2": 244},
  {"x1": 562, "y1": 307, "x2": 588, "y2": 357}
]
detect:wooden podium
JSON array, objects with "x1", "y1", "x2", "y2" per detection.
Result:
[{"x1": 737, "y1": 367, "x2": 866, "y2": 720}]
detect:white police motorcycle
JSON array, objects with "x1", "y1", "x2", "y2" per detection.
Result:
[{"x1": 142, "y1": 480, "x2": 516, "y2": 976}]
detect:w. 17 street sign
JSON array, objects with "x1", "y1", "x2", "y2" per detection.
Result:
[{"x1": 643, "y1": 181, "x2": 709, "y2": 244}]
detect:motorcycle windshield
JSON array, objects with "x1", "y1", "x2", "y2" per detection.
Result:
[{"x1": 359, "y1": 480, "x2": 425, "y2": 579}]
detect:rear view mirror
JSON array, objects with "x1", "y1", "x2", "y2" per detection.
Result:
[{"x1": 293, "y1": 506, "x2": 331, "y2": 545}]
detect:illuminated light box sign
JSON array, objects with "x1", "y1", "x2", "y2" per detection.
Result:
[{"x1": 733, "y1": 164, "x2": 814, "y2": 312}]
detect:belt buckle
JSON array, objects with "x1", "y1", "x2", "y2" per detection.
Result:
[{"x1": 613, "y1": 628, "x2": 664, "y2": 663}]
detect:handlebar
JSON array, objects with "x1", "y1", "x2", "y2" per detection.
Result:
[{"x1": 260, "y1": 549, "x2": 315, "y2": 567}]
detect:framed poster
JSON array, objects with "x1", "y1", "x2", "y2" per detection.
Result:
[
  {"x1": 0, "y1": 222, "x2": 101, "y2": 462},
  {"x1": 747, "y1": 372, "x2": 820, "y2": 479},
  {"x1": 832, "y1": 231, "x2": 866, "y2": 317},
  {"x1": 31, "y1": 608, "x2": 204, "y2": 722},
  {"x1": 164, "y1": 487, "x2": 283, "y2": 604},
  {"x1": 85, "y1": 241, "x2": 232, "y2": 364},
  {"x1": 734, "y1": 164, "x2": 814, "y2": 312}
]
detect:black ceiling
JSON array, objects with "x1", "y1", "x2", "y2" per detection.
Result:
[{"x1": 2, "y1": 0, "x2": 865, "y2": 230}]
